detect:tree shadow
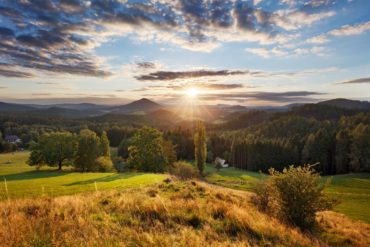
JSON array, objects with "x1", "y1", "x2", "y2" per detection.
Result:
[
  {"x1": 3, "y1": 170, "x2": 69, "y2": 181},
  {"x1": 64, "y1": 173, "x2": 142, "y2": 186}
]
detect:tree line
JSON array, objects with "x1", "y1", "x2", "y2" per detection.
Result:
[
  {"x1": 28, "y1": 130, "x2": 112, "y2": 171},
  {"x1": 223, "y1": 113, "x2": 370, "y2": 174}
]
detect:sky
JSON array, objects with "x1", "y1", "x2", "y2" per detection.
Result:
[{"x1": 0, "y1": 0, "x2": 370, "y2": 106}]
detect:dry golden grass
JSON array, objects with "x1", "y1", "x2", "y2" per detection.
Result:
[{"x1": 0, "y1": 179, "x2": 369, "y2": 247}]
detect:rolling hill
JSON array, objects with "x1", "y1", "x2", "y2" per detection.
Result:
[
  {"x1": 112, "y1": 98, "x2": 162, "y2": 114},
  {"x1": 318, "y1": 98, "x2": 370, "y2": 110}
]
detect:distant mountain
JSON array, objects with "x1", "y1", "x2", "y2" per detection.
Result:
[
  {"x1": 318, "y1": 98, "x2": 370, "y2": 110},
  {"x1": 52, "y1": 103, "x2": 110, "y2": 111},
  {"x1": 112, "y1": 98, "x2": 162, "y2": 114},
  {"x1": 0, "y1": 102, "x2": 35, "y2": 112}
]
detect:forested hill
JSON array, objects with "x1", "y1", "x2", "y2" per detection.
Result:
[{"x1": 1, "y1": 98, "x2": 369, "y2": 176}]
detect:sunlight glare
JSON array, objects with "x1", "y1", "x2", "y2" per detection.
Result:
[{"x1": 185, "y1": 88, "x2": 199, "y2": 98}]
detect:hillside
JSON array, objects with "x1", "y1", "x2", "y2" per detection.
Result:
[
  {"x1": 0, "y1": 180, "x2": 368, "y2": 246},
  {"x1": 319, "y1": 98, "x2": 370, "y2": 110},
  {"x1": 0, "y1": 102, "x2": 35, "y2": 112},
  {"x1": 113, "y1": 98, "x2": 162, "y2": 114}
]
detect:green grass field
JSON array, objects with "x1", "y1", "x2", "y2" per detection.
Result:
[
  {"x1": 1, "y1": 152, "x2": 369, "y2": 224},
  {"x1": 0, "y1": 151, "x2": 167, "y2": 199},
  {"x1": 205, "y1": 164, "x2": 370, "y2": 224}
]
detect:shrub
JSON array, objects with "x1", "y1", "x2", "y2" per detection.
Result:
[
  {"x1": 170, "y1": 161, "x2": 198, "y2": 180},
  {"x1": 93, "y1": 156, "x2": 113, "y2": 172},
  {"x1": 253, "y1": 165, "x2": 338, "y2": 230}
]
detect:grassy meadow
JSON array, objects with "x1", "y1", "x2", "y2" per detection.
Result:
[
  {"x1": 1, "y1": 180, "x2": 369, "y2": 246},
  {"x1": 0, "y1": 151, "x2": 167, "y2": 199},
  {"x1": 1, "y1": 151, "x2": 370, "y2": 225},
  {"x1": 205, "y1": 164, "x2": 370, "y2": 224}
]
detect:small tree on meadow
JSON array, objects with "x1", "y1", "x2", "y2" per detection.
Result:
[
  {"x1": 28, "y1": 132, "x2": 77, "y2": 170},
  {"x1": 254, "y1": 165, "x2": 338, "y2": 230},
  {"x1": 194, "y1": 121, "x2": 207, "y2": 176},
  {"x1": 75, "y1": 129, "x2": 100, "y2": 172}
]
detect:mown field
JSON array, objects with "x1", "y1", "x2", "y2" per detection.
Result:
[{"x1": 1, "y1": 151, "x2": 370, "y2": 224}]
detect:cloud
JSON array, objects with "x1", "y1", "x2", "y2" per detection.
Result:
[
  {"x1": 1, "y1": 0, "x2": 320, "y2": 78},
  {"x1": 271, "y1": 10, "x2": 335, "y2": 31},
  {"x1": 307, "y1": 21, "x2": 370, "y2": 43},
  {"x1": 196, "y1": 91, "x2": 325, "y2": 104},
  {"x1": 135, "y1": 69, "x2": 247, "y2": 81},
  {"x1": 294, "y1": 46, "x2": 328, "y2": 56},
  {"x1": 32, "y1": 93, "x2": 54, "y2": 96},
  {"x1": 0, "y1": 64, "x2": 33, "y2": 78},
  {"x1": 129, "y1": 82, "x2": 245, "y2": 92},
  {"x1": 37, "y1": 82, "x2": 59, "y2": 85},
  {"x1": 146, "y1": 90, "x2": 325, "y2": 104},
  {"x1": 0, "y1": 0, "x2": 345, "y2": 78},
  {"x1": 134, "y1": 66, "x2": 340, "y2": 82},
  {"x1": 337, "y1": 77, "x2": 370, "y2": 84},
  {"x1": 136, "y1": 62, "x2": 157, "y2": 69},
  {"x1": 246, "y1": 47, "x2": 288, "y2": 58}
]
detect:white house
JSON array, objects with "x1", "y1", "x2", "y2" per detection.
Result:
[
  {"x1": 5, "y1": 135, "x2": 22, "y2": 144},
  {"x1": 215, "y1": 157, "x2": 229, "y2": 168}
]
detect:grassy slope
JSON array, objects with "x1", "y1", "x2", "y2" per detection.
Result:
[
  {"x1": 205, "y1": 164, "x2": 370, "y2": 224},
  {"x1": 1, "y1": 180, "x2": 369, "y2": 246},
  {"x1": 1, "y1": 152, "x2": 369, "y2": 224},
  {"x1": 0, "y1": 151, "x2": 167, "y2": 199}
]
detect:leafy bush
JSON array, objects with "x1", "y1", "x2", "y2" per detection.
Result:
[
  {"x1": 93, "y1": 156, "x2": 113, "y2": 172},
  {"x1": 170, "y1": 161, "x2": 198, "y2": 180},
  {"x1": 253, "y1": 165, "x2": 338, "y2": 230}
]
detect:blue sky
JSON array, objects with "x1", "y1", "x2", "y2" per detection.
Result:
[{"x1": 0, "y1": 0, "x2": 369, "y2": 105}]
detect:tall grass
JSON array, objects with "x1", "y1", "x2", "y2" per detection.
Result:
[{"x1": 0, "y1": 179, "x2": 368, "y2": 246}]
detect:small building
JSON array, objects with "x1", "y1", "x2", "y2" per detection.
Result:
[
  {"x1": 5, "y1": 135, "x2": 22, "y2": 144},
  {"x1": 215, "y1": 157, "x2": 229, "y2": 168}
]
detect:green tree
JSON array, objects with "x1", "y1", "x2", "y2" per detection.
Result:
[
  {"x1": 335, "y1": 129, "x2": 351, "y2": 174},
  {"x1": 28, "y1": 132, "x2": 77, "y2": 170},
  {"x1": 75, "y1": 129, "x2": 100, "y2": 172},
  {"x1": 349, "y1": 124, "x2": 370, "y2": 172},
  {"x1": 161, "y1": 139, "x2": 177, "y2": 167},
  {"x1": 194, "y1": 121, "x2": 207, "y2": 176},
  {"x1": 117, "y1": 138, "x2": 130, "y2": 159},
  {"x1": 100, "y1": 131, "x2": 110, "y2": 157},
  {"x1": 127, "y1": 127, "x2": 165, "y2": 172}
]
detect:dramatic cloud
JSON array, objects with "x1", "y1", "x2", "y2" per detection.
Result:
[
  {"x1": 145, "y1": 90, "x2": 325, "y2": 104},
  {"x1": 132, "y1": 82, "x2": 244, "y2": 92},
  {"x1": 0, "y1": 64, "x2": 33, "y2": 78},
  {"x1": 337, "y1": 77, "x2": 370, "y2": 84},
  {"x1": 1, "y1": 0, "x2": 341, "y2": 78},
  {"x1": 198, "y1": 91, "x2": 324, "y2": 103},
  {"x1": 135, "y1": 69, "x2": 247, "y2": 81}
]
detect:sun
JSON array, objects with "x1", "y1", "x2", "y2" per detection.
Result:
[{"x1": 185, "y1": 88, "x2": 199, "y2": 98}]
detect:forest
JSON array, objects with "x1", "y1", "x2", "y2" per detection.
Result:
[{"x1": 1, "y1": 102, "x2": 369, "y2": 175}]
